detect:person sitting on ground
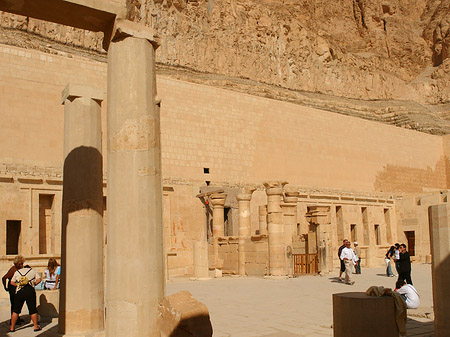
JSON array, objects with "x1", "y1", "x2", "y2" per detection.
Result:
[
  {"x1": 44, "y1": 258, "x2": 60, "y2": 290},
  {"x1": 2, "y1": 255, "x2": 25, "y2": 325},
  {"x1": 385, "y1": 246, "x2": 396, "y2": 277},
  {"x1": 395, "y1": 280, "x2": 420, "y2": 309},
  {"x1": 9, "y1": 264, "x2": 42, "y2": 332}
]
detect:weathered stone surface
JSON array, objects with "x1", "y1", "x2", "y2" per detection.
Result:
[
  {"x1": 2, "y1": 1, "x2": 450, "y2": 134},
  {"x1": 158, "y1": 291, "x2": 213, "y2": 337}
]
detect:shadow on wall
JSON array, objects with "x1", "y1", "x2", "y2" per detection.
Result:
[
  {"x1": 374, "y1": 155, "x2": 450, "y2": 193},
  {"x1": 59, "y1": 146, "x2": 103, "y2": 332}
]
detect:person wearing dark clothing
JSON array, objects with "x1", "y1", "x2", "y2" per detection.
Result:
[
  {"x1": 2, "y1": 255, "x2": 25, "y2": 324},
  {"x1": 338, "y1": 239, "x2": 348, "y2": 280},
  {"x1": 385, "y1": 246, "x2": 395, "y2": 277},
  {"x1": 397, "y1": 243, "x2": 413, "y2": 285}
]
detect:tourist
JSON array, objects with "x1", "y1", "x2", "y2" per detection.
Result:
[
  {"x1": 44, "y1": 258, "x2": 61, "y2": 290},
  {"x1": 395, "y1": 280, "x2": 420, "y2": 309},
  {"x1": 2, "y1": 255, "x2": 25, "y2": 325},
  {"x1": 338, "y1": 239, "x2": 348, "y2": 280},
  {"x1": 397, "y1": 243, "x2": 413, "y2": 285},
  {"x1": 340, "y1": 240, "x2": 356, "y2": 285},
  {"x1": 9, "y1": 264, "x2": 42, "y2": 332},
  {"x1": 385, "y1": 246, "x2": 396, "y2": 277},
  {"x1": 353, "y1": 242, "x2": 361, "y2": 274},
  {"x1": 393, "y1": 243, "x2": 400, "y2": 274}
]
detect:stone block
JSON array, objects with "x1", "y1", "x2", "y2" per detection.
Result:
[
  {"x1": 333, "y1": 292, "x2": 398, "y2": 337},
  {"x1": 159, "y1": 291, "x2": 213, "y2": 337},
  {"x1": 37, "y1": 290, "x2": 59, "y2": 321}
]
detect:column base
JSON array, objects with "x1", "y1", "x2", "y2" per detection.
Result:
[{"x1": 264, "y1": 275, "x2": 289, "y2": 280}]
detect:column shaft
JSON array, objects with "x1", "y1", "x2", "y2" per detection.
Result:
[
  {"x1": 59, "y1": 84, "x2": 104, "y2": 334},
  {"x1": 264, "y1": 182, "x2": 288, "y2": 277},
  {"x1": 237, "y1": 189, "x2": 255, "y2": 276},
  {"x1": 106, "y1": 21, "x2": 163, "y2": 337},
  {"x1": 428, "y1": 204, "x2": 450, "y2": 337}
]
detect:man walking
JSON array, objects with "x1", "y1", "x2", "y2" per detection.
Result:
[
  {"x1": 338, "y1": 239, "x2": 348, "y2": 280},
  {"x1": 397, "y1": 243, "x2": 413, "y2": 285},
  {"x1": 340, "y1": 241, "x2": 356, "y2": 285}
]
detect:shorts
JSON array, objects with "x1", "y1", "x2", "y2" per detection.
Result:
[
  {"x1": 340, "y1": 259, "x2": 345, "y2": 272},
  {"x1": 12, "y1": 285, "x2": 37, "y2": 315}
]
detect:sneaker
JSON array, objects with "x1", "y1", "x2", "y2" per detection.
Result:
[{"x1": 350, "y1": 281, "x2": 355, "y2": 285}]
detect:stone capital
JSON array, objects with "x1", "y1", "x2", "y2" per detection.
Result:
[
  {"x1": 210, "y1": 193, "x2": 227, "y2": 207},
  {"x1": 61, "y1": 83, "x2": 104, "y2": 105},
  {"x1": 111, "y1": 19, "x2": 161, "y2": 48},
  {"x1": 265, "y1": 187, "x2": 283, "y2": 196},
  {"x1": 263, "y1": 181, "x2": 288, "y2": 189},
  {"x1": 236, "y1": 187, "x2": 255, "y2": 202}
]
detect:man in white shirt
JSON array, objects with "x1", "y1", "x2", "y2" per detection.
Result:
[
  {"x1": 395, "y1": 280, "x2": 420, "y2": 309},
  {"x1": 340, "y1": 241, "x2": 357, "y2": 285}
]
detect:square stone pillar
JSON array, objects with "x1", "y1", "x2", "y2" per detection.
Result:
[
  {"x1": 59, "y1": 83, "x2": 104, "y2": 335},
  {"x1": 106, "y1": 20, "x2": 163, "y2": 337},
  {"x1": 428, "y1": 204, "x2": 450, "y2": 337}
]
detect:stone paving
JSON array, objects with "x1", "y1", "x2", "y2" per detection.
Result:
[{"x1": 0, "y1": 264, "x2": 434, "y2": 336}]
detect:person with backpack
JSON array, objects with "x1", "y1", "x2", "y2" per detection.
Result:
[
  {"x1": 9, "y1": 264, "x2": 42, "y2": 332},
  {"x1": 2, "y1": 255, "x2": 25, "y2": 325}
]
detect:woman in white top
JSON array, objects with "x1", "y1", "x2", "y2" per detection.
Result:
[{"x1": 44, "y1": 258, "x2": 60, "y2": 290}]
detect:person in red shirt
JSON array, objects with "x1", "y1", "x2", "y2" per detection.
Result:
[{"x1": 2, "y1": 255, "x2": 25, "y2": 324}]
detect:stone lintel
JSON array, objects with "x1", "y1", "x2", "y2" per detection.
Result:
[
  {"x1": 111, "y1": 19, "x2": 161, "y2": 48},
  {"x1": 61, "y1": 83, "x2": 104, "y2": 105},
  {"x1": 0, "y1": 0, "x2": 126, "y2": 50}
]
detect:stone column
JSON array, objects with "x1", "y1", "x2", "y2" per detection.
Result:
[
  {"x1": 59, "y1": 84, "x2": 104, "y2": 335},
  {"x1": 210, "y1": 193, "x2": 227, "y2": 267},
  {"x1": 428, "y1": 204, "x2": 450, "y2": 337},
  {"x1": 281, "y1": 188, "x2": 299, "y2": 277},
  {"x1": 106, "y1": 20, "x2": 163, "y2": 337},
  {"x1": 237, "y1": 188, "x2": 255, "y2": 276},
  {"x1": 259, "y1": 205, "x2": 268, "y2": 235},
  {"x1": 309, "y1": 206, "x2": 332, "y2": 274},
  {"x1": 264, "y1": 181, "x2": 288, "y2": 277}
]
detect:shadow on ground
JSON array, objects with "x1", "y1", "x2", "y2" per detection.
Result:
[{"x1": 406, "y1": 317, "x2": 435, "y2": 336}]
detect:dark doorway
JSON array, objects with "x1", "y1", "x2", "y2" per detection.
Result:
[
  {"x1": 224, "y1": 207, "x2": 232, "y2": 236},
  {"x1": 404, "y1": 231, "x2": 415, "y2": 256},
  {"x1": 6, "y1": 220, "x2": 21, "y2": 255}
]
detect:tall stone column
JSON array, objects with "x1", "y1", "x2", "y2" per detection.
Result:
[
  {"x1": 237, "y1": 188, "x2": 255, "y2": 276},
  {"x1": 59, "y1": 84, "x2": 104, "y2": 335},
  {"x1": 264, "y1": 181, "x2": 288, "y2": 276},
  {"x1": 106, "y1": 20, "x2": 163, "y2": 337},
  {"x1": 259, "y1": 205, "x2": 268, "y2": 235},
  {"x1": 210, "y1": 193, "x2": 227, "y2": 267},
  {"x1": 428, "y1": 204, "x2": 450, "y2": 337},
  {"x1": 281, "y1": 188, "x2": 299, "y2": 277}
]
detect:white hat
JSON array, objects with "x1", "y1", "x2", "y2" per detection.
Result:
[{"x1": 354, "y1": 242, "x2": 358, "y2": 245}]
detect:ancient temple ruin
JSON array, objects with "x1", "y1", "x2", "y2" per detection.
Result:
[{"x1": 0, "y1": 0, "x2": 450, "y2": 336}]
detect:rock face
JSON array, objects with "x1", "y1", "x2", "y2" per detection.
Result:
[{"x1": 1, "y1": 0, "x2": 450, "y2": 130}]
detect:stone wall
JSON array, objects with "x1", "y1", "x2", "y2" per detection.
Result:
[{"x1": 0, "y1": 42, "x2": 447, "y2": 280}]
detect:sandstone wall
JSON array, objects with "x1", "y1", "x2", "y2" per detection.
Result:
[
  {"x1": 0, "y1": 43, "x2": 447, "y2": 193},
  {"x1": 0, "y1": 43, "x2": 446, "y2": 278}
]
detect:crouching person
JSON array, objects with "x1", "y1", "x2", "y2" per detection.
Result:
[
  {"x1": 9, "y1": 264, "x2": 42, "y2": 332},
  {"x1": 395, "y1": 280, "x2": 420, "y2": 309}
]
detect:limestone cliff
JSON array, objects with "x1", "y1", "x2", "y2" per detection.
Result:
[{"x1": 1, "y1": 0, "x2": 450, "y2": 133}]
